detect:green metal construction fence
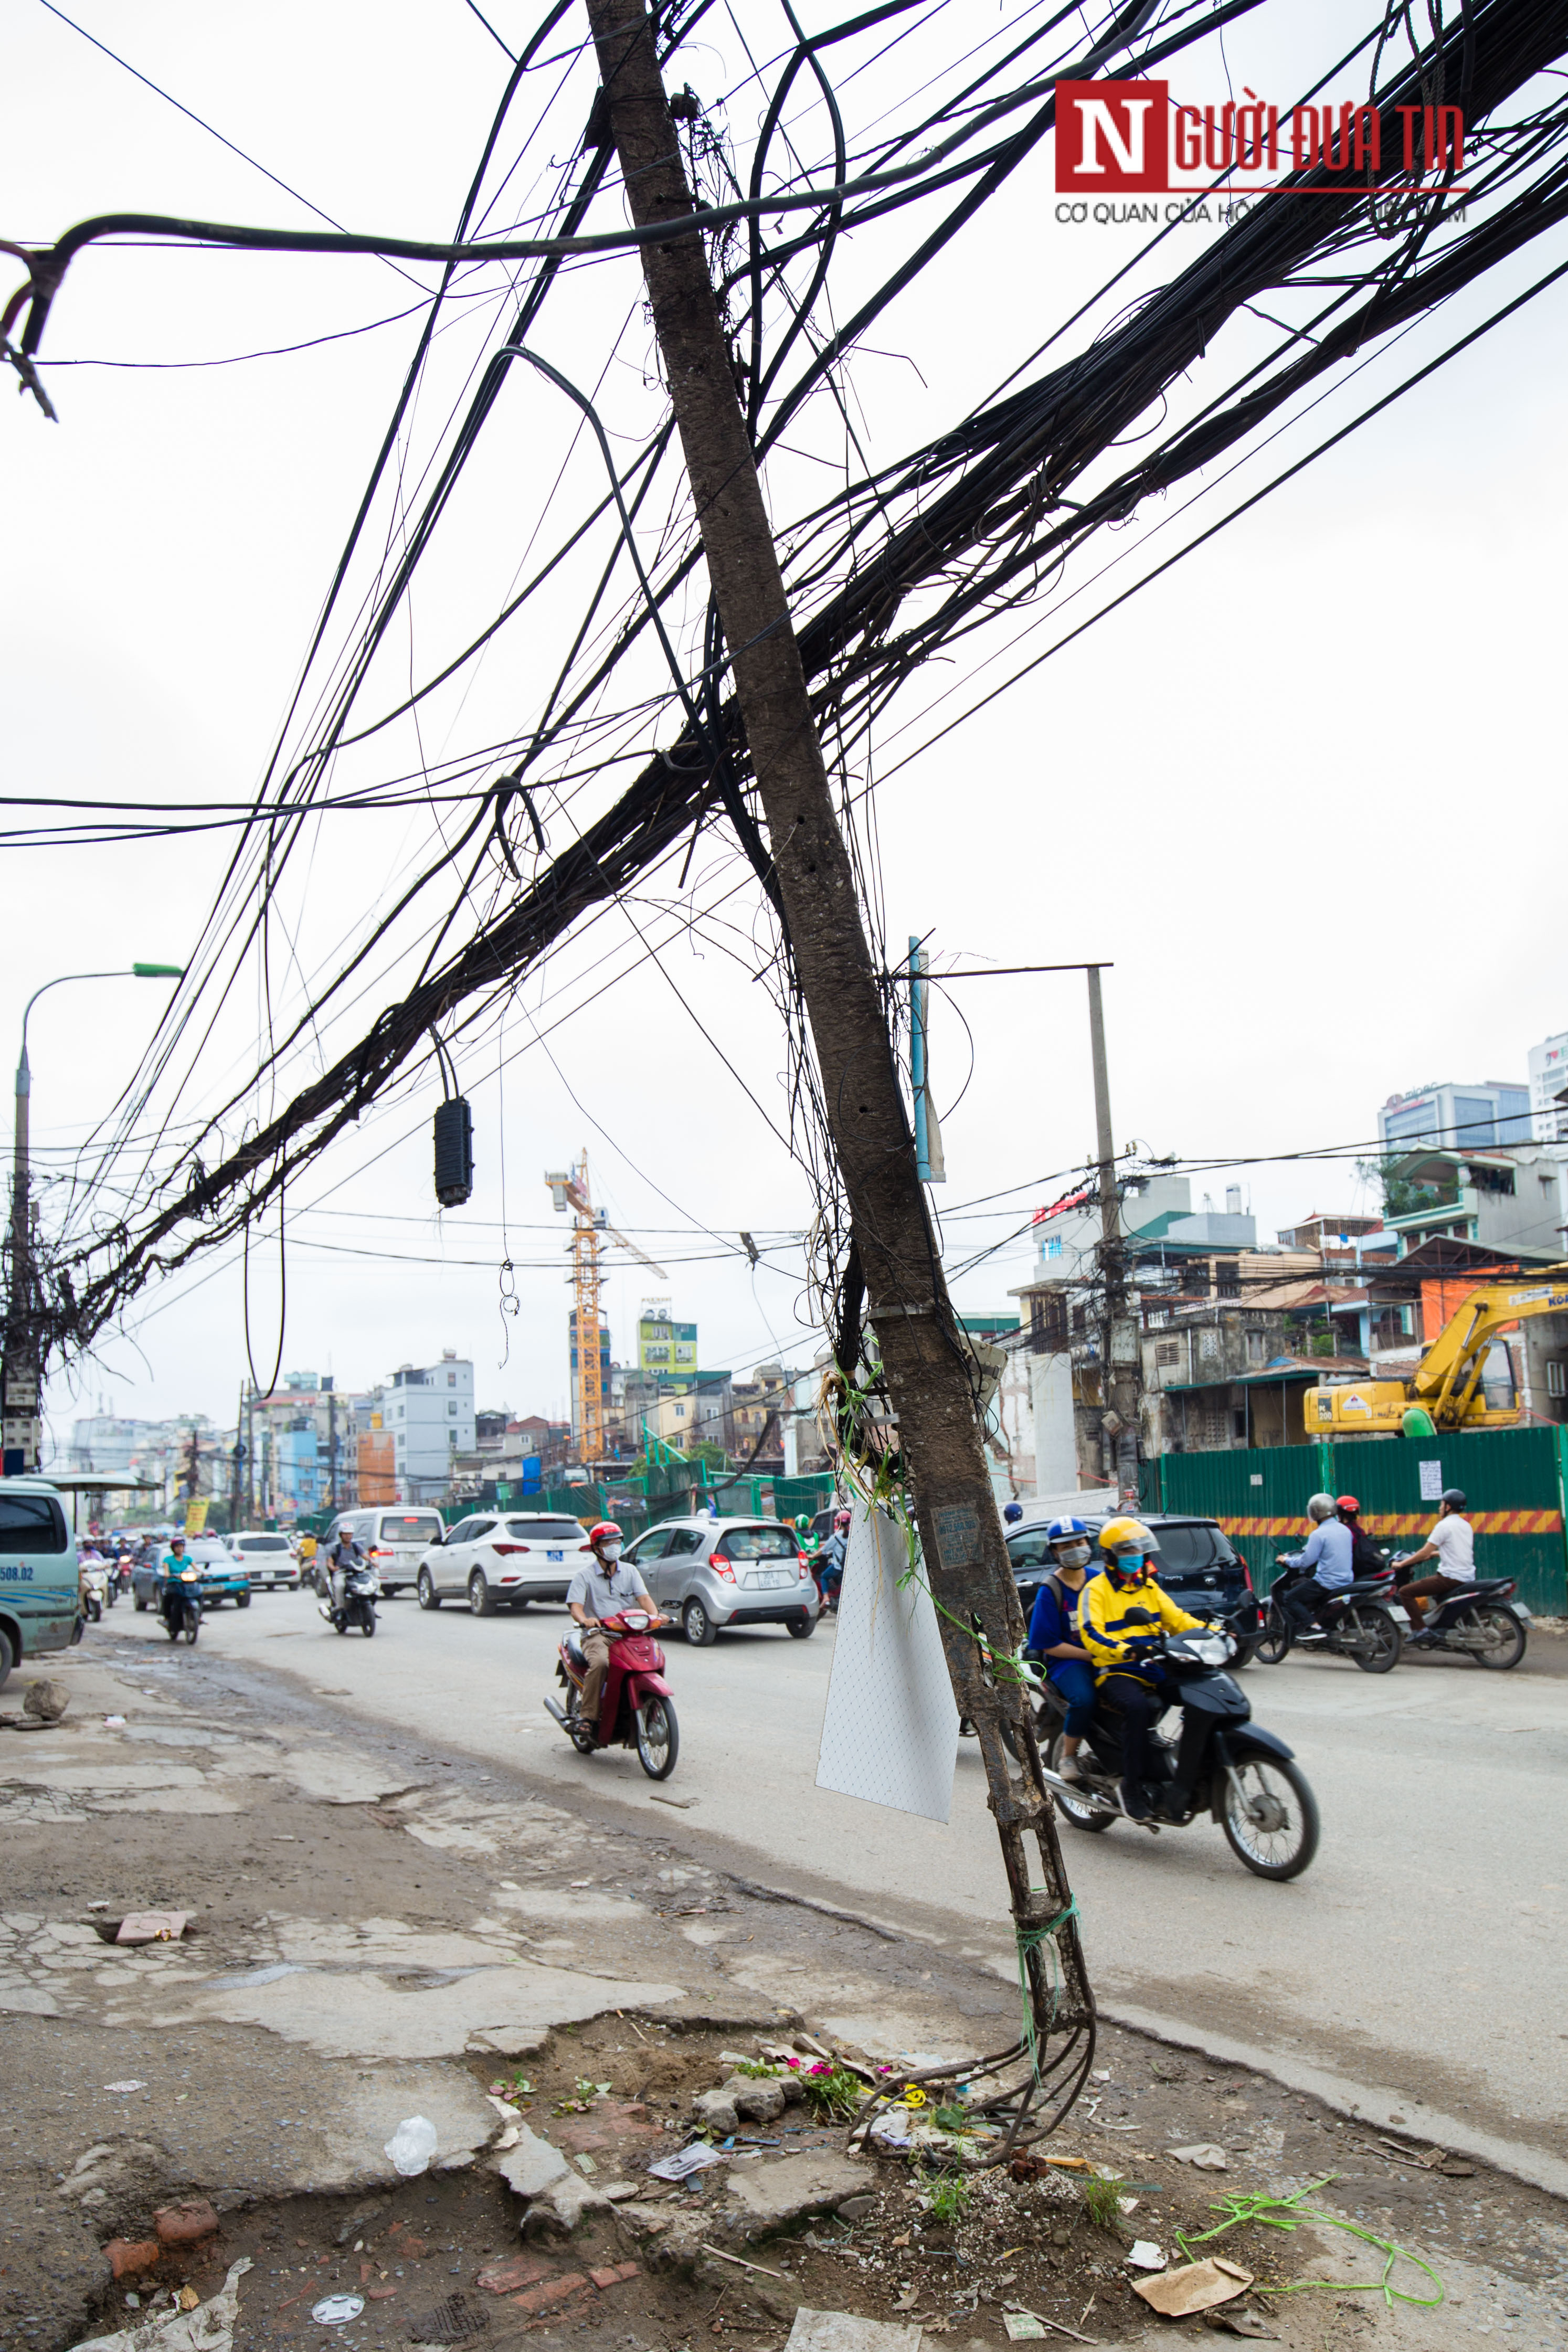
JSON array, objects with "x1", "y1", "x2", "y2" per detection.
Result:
[{"x1": 1139, "y1": 1426, "x2": 1568, "y2": 1616}]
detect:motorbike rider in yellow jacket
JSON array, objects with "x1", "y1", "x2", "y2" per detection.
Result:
[{"x1": 1080, "y1": 1517, "x2": 1204, "y2": 1822}]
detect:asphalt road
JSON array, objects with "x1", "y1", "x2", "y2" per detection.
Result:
[{"x1": 100, "y1": 1581, "x2": 1568, "y2": 2177}]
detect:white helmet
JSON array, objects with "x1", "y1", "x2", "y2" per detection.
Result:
[{"x1": 1306, "y1": 1493, "x2": 1337, "y2": 1522}]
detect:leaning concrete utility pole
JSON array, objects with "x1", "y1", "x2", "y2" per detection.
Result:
[{"x1": 585, "y1": 0, "x2": 1092, "y2": 2124}]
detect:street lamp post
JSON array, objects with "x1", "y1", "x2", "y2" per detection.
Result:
[{"x1": 4, "y1": 963, "x2": 184, "y2": 1476}]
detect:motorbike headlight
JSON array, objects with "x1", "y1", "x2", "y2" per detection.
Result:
[{"x1": 181, "y1": 1569, "x2": 199, "y2": 1581}]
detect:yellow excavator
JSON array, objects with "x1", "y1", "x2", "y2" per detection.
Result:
[{"x1": 1305, "y1": 1267, "x2": 1568, "y2": 1436}]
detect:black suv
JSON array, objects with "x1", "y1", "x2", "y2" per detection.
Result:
[{"x1": 1007, "y1": 1512, "x2": 1263, "y2": 1663}]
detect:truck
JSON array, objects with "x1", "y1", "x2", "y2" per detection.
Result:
[{"x1": 1305, "y1": 1268, "x2": 1568, "y2": 1437}]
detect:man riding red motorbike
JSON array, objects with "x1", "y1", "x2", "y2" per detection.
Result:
[{"x1": 545, "y1": 1522, "x2": 681, "y2": 1780}]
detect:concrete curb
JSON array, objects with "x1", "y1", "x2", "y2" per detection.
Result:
[{"x1": 1100, "y1": 1998, "x2": 1568, "y2": 2205}]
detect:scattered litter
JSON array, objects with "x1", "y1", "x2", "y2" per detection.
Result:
[
  {"x1": 650, "y1": 1793, "x2": 696, "y2": 1808},
  {"x1": 104, "y1": 1716, "x2": 127, "y2": 1729},
  {"x1": 574, "y1": 2154, "x2": 598, "y2": 2175},
  {"x1": 1166, "y1": 2142, "x2": 1228, "y2": 2170},
  {"x1": 1205, "y1": 2313, "x2": 1280, "y2": 2340},
  {"x1": 311, "y1": 2297, "x2": 365, "y2": 2327},
  {"x1": 647, "y1": 2141, "x2": 726, "y2": 2182},
  {"x1": 102, "y1": 2081, "x2": 147, "y2": 2095},
  {"x1": 1125, "y1": 2241, "x2": 1166, "y2": 2271},
  {"x1": 68, "y1": 2255, "x2": 252, "y2": 2352},
  {"x1": 116, "y1": 1912, "x2": 188, "y2": 1945},
  {"x1": 385, "y1": 2116, "x2": 440, "y2": 2176},
  {"x1": 1000, "y1": 2315, "x2": 1092, "y2": 2345},
  {"x1": 176, "y1": 2292, "x2": 199, "y2": 2314},
  {"x1": 1439, "y1": 2159, "x2": 1476, "y2": 2177},
  {"x1": 1133, "y1": 2257, "x2": 1253, "y2": 2318}
]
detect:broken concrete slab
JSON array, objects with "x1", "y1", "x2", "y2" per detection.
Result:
[
  {"x1": 721, "y1": 2152, "x2": 869, "y2": 2241},
  {"x1": 492, "y1": 2126, "x2": 570, "y2": 2198},
  {"x1": 520, "y1": 2170, "x2": 613, "y2": 2239},
  {"x1": 278, "y1": 1747, "x2": 426, "y2": 1805}
]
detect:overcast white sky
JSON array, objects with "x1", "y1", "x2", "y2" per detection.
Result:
[{"x1": 6, "y1": 0, "x2": 1565, "y2": 1448}]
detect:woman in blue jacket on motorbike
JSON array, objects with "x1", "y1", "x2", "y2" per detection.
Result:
[{"x1": 1025, "y1": 1518, "x2": 1099, "y2": 1784}]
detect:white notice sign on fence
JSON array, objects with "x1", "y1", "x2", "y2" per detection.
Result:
[{"x1": 1418, "y1": 1459, "x2": 1444, "y2": 1501}]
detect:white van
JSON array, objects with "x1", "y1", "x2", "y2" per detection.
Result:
[
  {"x1": 320, "y1": 1507, "x2": 447, "y2": 1598},
  {"x1": 0, "y1": 1479, "x2": 79, "y2": 1687}
]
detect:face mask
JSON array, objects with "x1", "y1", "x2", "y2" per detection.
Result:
[
  {"x1": 1055, "y1": 1541, "x2": 1092, "y2": 1569},
  {"x1": 1114, "y1": 1551, "x2": 1146, "y2": 1576},
  {"x1": 598, "y1": 1544, "x2": 622, "y2": 1565}
]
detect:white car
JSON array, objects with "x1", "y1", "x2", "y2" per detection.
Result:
[
  {"x1": 416, "y1": 1511, "x2": 595, "y2": 1616},
  {"x1": 231, "y1": 1531, "x2": 300, "y2": 1590}
]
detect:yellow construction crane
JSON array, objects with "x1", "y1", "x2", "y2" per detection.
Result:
[
  {"x1": 1305, "y1": 1266, "x2": 1568, "y2": 1436},
  {"x1": 545, "y1": 1153, "x2": 668, "y2": 1461}
]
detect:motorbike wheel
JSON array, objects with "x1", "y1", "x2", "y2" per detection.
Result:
[
  {"x1": 1046, "y1": 1733, "x2": 1115, "y2": 1833},
  {"x1": 683, "y1": 1598, "x2": 717, "y2": 1648},
  {"x1": 1344, "y1": 1603, "x2": 1402, "y2": 1674},
  {"x1": 134, "y1": 1595, "x2": 147, "y2": 1613},
  {"x1": 1230, "y1": 1640, "x2": 1258, "y2": 1670},
  {"x1": 236, "y1": 1593, "x2": 250, "y2": 1609},
  {"x1": 361, "y1": 1608, "x2": 376, "y2": 1638},
  {"x1": 636, "y1": 1696, "x2": 680, "y2": 1780},
  {"x1": 185, "y1": 1616, "x2": 199, "y2": 1644},
  {"x1": 1254, "y1": 1603, "x2": 1292, "y2": 1666},
  {"x1": 1221, "y1": 1756, "x2": 1318, "y2": 1880},
  {"x1": 1470, "y1": 1604, "x2": 1527, "y2": 1670},
  {"x1": 334, "y1": 1615, "x2": 348, "y2": 1634},
  {"x1": 417, "y1": 1570, "x2": 440, "y2": 1611},
  {"x1": 165, "y1": 1614, "x2": 181, "y2": 1642},
  {"x1": 563, "y1": 1689, "x2": 597, "y2": 1756}
]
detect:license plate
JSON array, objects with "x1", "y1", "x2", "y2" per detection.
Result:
[
  {"x1": 547, "y1": 1550, "x2": 564, "y2": 1562},
  {"x1": 745, "y1": 1568, "x2": 793, "y2": 1590}
]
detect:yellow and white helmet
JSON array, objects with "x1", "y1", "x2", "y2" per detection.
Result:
[{"x1": 1097, "y1": 1517, "x2": 1159, "y2": 1584}]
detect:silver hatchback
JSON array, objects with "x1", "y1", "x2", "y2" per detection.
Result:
[{"x1": 622, "y1": 1516, "x2": 819, "y2": 1647}]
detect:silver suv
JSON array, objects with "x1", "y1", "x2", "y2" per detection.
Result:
[
  {"x1": 416, "y1": 1512, "x2": 595, "y2": 1615},
  {"x1": 621, "y1": 1516, "x2": 819, "y2": 1646}
]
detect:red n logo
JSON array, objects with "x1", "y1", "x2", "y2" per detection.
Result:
[{"x1": 1055, "y1": 80, "x2": 1169, "y2": 192}]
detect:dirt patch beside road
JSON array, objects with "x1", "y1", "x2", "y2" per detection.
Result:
[{"x1": 2, "y1": 1638, "x2": 1564, "y2": 2352}]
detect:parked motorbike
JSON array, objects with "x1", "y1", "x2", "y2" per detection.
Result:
[
  {"x1": 161, "y1": 1567, "x2": 202, "y2": 1645},
  {"x1": 1391, "y1": 1562, "x2": 1530, "y2": 1669},
  {"x1": 1254, "y1": 1562, "x2": 1408, "y2": 1673},
  {"x1": 1014, "y1": 1626, "x2": 1320, "y2": 1880},
  {"x1": 318, "y1": 1562, "x2": 379, "y2": 1637},
  {"x1": 544, "y1": 1610, "x2": 679, "y2": 1780},
  {"x1": 80, "y1": 1564, "x2": 109, "y2": 1623}
]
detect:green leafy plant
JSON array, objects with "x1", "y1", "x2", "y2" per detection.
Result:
[
  {"x1": 1081, "y1": 2174, "x2": 1124, "y2": 2232},
  {"x1": 800, "y1": 2061, "x2": 863, "y2": 2120},
  {"x1": 925, "y1": 2175, "x2": 971, "y2": 2224},
  {"x1": 734, "y1": 2059, "x2": 780, "y2": 2079}
]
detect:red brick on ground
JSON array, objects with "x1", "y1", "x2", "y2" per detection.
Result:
[
  {"x1": 104, "y1": 2239, "x2": 161, "y2": 2280},
  {"x1": 508, "y1": 2272, "x2": 590, "y2": 2314},
  {"x1": 154, "y1": 2200, "x2": 219, "y2": 2245},
  {"x1": 478, "y1": 2254, "x2": 556, "y2": 2294}
]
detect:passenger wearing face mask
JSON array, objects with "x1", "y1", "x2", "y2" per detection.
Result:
[
  {"x1": 1024, "y1": 1517, "x2": 1100, "y2": 1785},
  {"x1": 567, "y1": 1522, "x2": 662, "y2": 1728}
]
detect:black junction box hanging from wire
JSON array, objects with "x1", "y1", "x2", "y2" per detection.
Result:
[{"x1": 430, "y1": 1031, "x2": 473, "y2": 1207}]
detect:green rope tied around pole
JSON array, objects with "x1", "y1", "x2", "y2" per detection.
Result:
[
  {"x1": 1014, "y1": 1895, "x2": 1079, "y2": 2083},
  {"x1": 1174, "y1": 2176, "x2": 1445, "y2": 2310}
]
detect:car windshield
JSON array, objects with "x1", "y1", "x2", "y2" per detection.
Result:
[
  {"x1": 381, "y1": 1514, "x2": 442, "y2": 1542},
  {"x1": 187, "y1": 1541, "x2": 232, "y2": 1564},
  {"x1": 1151, "y1": 1523, "x2": 1237, "y2": 1574},
  {"x1": 722, "y1": 1525, "x2": 801, "y2": 1559},
  {"x1": 504, "y1": 1519, "x2": 587, "y2": 1542}
]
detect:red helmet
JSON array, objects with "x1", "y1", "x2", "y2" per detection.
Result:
[
  {"x1": 1336, "y1": 1495, "x2": 1360, "y2": 1516},
  {"x1": 834, "y1": 1508, "x2": 852, "y2": 1529},
  {"x1": 588, "y1": 1521, "x2": 623, "y2": 1550}
]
